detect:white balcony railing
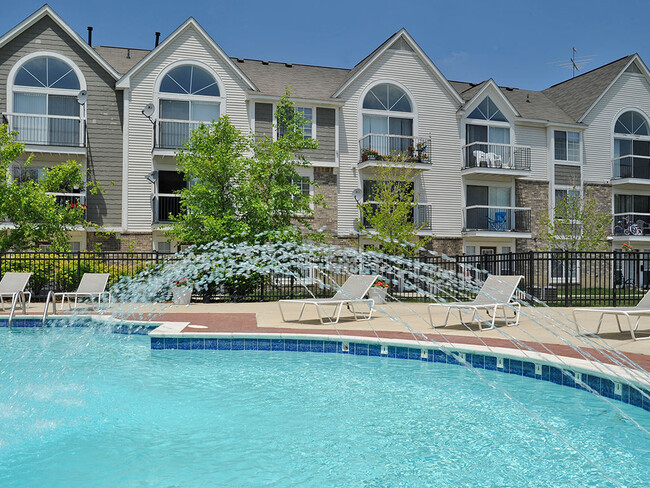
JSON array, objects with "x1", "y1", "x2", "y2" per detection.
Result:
[
  {"x1": 153, "y1": 194, "x2": 182, "y2": 223},
  {"x1": 360, "y1": 203, "x2": 433, "y2": 231},
  {"x1": 155, "y1": 119, "x2": 201, "y2": 150},
  {"x1": 3, "y1": 113, "x2": 86, "y2": 147},
  {"x1": 612, "y1": 154, "x2": 650, "y2": 180},
  {"x1": 462, "y1": 205, "x2": 531, "y2": 232},
  {"x1": 462, "y1": 142, "x2": 531, "y2": 171},
  {"x1": 359, "y1": 134, "x2": 431, "y2": 164},
  {"x1": 612, "y1": 212, "x2": 650, "y2": 236}
]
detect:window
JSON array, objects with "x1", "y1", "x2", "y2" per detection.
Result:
[
  {"x1": 295, "y1": 107, "x2": 313, "y2": 139},
  {"x1": 361, "y1": 83, "x2": 414, "y2": 156},
  {"x1": 362, "y1": 179, "x2": 415, "y2": 228},
  {"x1": 467, "y1": 97, "x2": 507, "y2": 122},
  {"x1": 613, "y1": 111, "x2": 650, "y2": 179},
  {"x1": 465, "y1": 97, "x2": 510, "y2": 168},
  {"x1": 157, "y1": 64, "x2": 221, "y2": 149},
  {"x1": 465, "y1": 185, "x2": 512, "y2": 231},
  {"x1": 155, "y1": 170, "x2": 186, "y2": 223},
  {"x1": 11, "y1": 55, "x2": 84, "y2": 146},
  {"x1": 294, "y1": 176, "x2": 311, "y2": 197},
  {"x1": 554, "y1": 188, "x2": 580, "y2": 219},
  {"x1": 554, "y1": 131, "x2": 580, "y2": 162},
  {"x1": 614, "y1": 194, "x2": 650, "y2": 235}
]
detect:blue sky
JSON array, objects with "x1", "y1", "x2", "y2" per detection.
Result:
[{"x1": 2, "y1": 0, "x2": 650, "y2": 90}]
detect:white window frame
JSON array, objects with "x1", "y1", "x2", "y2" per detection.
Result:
[
  {"x1": 553, "y1": 130, "x2": 581, "y2": 164},
  {"x1": 358, "y1": 80, "x2": 417, "y2": 141}
]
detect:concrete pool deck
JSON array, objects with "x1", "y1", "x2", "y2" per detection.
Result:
[{"x1": 17, "y1": 300, "x2": 650, "y2": 370}]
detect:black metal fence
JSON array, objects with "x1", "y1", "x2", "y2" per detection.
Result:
[{"x1": 0, "y1": 250, "x2": 648, "y2": 307}]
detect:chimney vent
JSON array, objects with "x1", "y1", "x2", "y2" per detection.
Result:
[
  {"x1": 127, "y1": 48, "x2": 131, "y2": 59},
  {"x1": 87, "y1": 26, "x2": 93, "y2": 46},
  {"x1": 155, "y1": 32, "x2": 161, "y2": 47}
]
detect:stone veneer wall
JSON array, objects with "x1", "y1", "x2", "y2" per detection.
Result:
[
  {"x1": 87, "y1": 232, "x2": 154, "y2": 252},
  {"x1": 515, "y1": 180, "x2": 550, "y2": 252},
  {"x1": 584, "y1": 183, "x2": 613, "y2": 238},
  {"x1": 311, "y1": 167, "x2": 338, "y2": 240},
  {"x1": 426, "y1": 238, "x2": 463, "y2": 256}
]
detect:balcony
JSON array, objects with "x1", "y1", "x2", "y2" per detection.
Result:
[
  {"x1": 612, "y1": 212, "x2": 650, "y2": 238},
  {"x1": 153, "y1": 194, "x2": 182, "y2": 223},
  {"x1": 358, "y1": 135, "x2": 432, "y2": 170},
  {"x1": 461, "y1": 142, "x2": 531, "y2": 179},
  {"x1": 3, "y1": 113, "x2": 86, "y2": 153},
  {"x1": 47, "y1": 192, "x2": 87, "y2": 218},
  {"x1": 462, "y1": 206, "x2": 531, "y2": 236},
  {"x1": 611, "y1": 155, "x2": 650, "y2": 189},
  {"x1": 360, "y1": 203, "x2": 434, "y2": 232},
  {"x1": 154, "y1": 120, "x2": 201, "y2": 152}
]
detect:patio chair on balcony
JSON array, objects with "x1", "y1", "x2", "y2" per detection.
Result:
[
  {"x1": 473, "y1": 150, "x2": 489, "y2": 167},
  {"x1": 278, "y1": 274, "x2": 378, "y2": 324},
  {"x1": 0, "y1": 272, "x2": 32, "y2": 310},
  {"x1": 487, "y1": 211, "x2": 508, "y2": 231},
  {"x1": 485, "y1": 152, "x2": 502, "y2": 168},
  {"x1": 55, "y1": 273, "x2": 111, "y2": 309}
]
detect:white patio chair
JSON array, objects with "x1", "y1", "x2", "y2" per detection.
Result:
[
  {"x1": 0, "y1": 272, "x2": 32, "y2": 310},
  {"x1": 573, "y1": 290, "x2": 650, "y2": 341},
  {"x1": 55, "y1": 273, "x2": 111, "y2": 309},
  {"x1": 428, "y1": 275, "x2": 524, "y2": 331},
  {"x1": 278, "y1": 274, "x2": 378, "y2": 324},
  {"x1": 486, "y1": 152, "x2": 503, "y2": 167},
  {"x1": 473, "y1": 150, "x2": 489, "y2": 167}
]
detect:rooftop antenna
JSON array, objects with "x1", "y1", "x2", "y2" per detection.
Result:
[{"x1": 549, "y1": 48, "x2": 596, "y2": 78}]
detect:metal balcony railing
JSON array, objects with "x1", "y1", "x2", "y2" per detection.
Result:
[
  {"x1": 3, "y1": 113, "x2": 86, "y2": 147},
  {"x1": 154, "y1": 120, "x2": 202, "y2": 150},
  {"x1": 462, "y1": 142, "x2": 531, "y2": 171},
  {"x1": 462, "y1": 206, "x2": 531, "y2": 232},
  {"x1": 46, "y1": 192, "x2": 87, "y2": 218},
  {"x1": 360, "y1": 203, "x2": 433, "y2": 231},
  {"x1": 359, "y1": 134, "x2": 431, "y2": 164},
  {"x1": 153, "y1": 194, "x2": 182, "y2": 223},
  {"x1": 612, "y1": 212, "x2": 650, "y2": 236},
  {"x1": 612, "y1": 154, "x2": 650, "y2": 180}
]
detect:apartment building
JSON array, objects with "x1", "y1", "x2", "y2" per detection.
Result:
[{"x1": 1, "y1": 6, "x2": 649, "y2": 255}]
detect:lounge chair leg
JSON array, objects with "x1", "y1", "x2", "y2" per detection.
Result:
[{"x1": 626, "y1": 314, "x2": 636, "y2": 341}]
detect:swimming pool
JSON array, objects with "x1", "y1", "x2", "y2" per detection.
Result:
[{"x1": 1, "y1": 327, "x2": 649, "y2": 487}]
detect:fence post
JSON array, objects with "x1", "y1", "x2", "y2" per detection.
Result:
[
  {"x1": 76, "y1": 251, "x2": 81, "y2": 286},
  {"x1": 612, "y1": 251, "x2": 618, "y2": 307},
  {"x1": 527, "y1": 250, "x2": 534, "y2": 302},
  {"x1": 564, "y1": 250, "x2": 570, "y2": 307}
]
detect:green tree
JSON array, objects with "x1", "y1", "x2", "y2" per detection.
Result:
[
  {"x1": 538, "y1": 186, "x2": 611, "y2": 252},
  {"x1": 0, "y1": 124, "x2": 91, "y2": 252},
  {"x1": 357, "y1": 159, "x2": 432, "y2": 256},
  {"x1": 167, "y1": 88, "x2": 322, "y2": 245}
]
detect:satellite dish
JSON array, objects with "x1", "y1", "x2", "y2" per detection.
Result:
[
  {"x1": 352, "y1": 188, "x2": 363, "y2": 202},
  {"x1": 142, "y1": 103, "x2": 155, "y2": 118},
  {"x1": 76, "y1": 90, "x2": 88, "y2": 105}
]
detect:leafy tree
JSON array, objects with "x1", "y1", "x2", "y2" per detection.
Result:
[
  {"x1": 0, "y1": 124, "x2": 91, "y2": 252},
  {"x1": 167, "y1": 89, "x2": 323, "y2": 245},
  {"x1": 538, "y1": 186, "x2": 611, "y2": 252},
  {"x1": 357, "y1": 158, "x2": 433, "y2": 256}
]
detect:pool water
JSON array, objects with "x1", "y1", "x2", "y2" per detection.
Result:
[{"x1": 1, "y1": 328, "x2": 649, "y2": 487}]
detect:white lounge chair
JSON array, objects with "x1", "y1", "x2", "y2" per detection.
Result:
[
  {"x1": 278, "y1": 274, "x2": 379, "y2": 324},
  {"x1": 55, "y1": 273, "x2": 111, "y2": 309},
  {"x1": 573, "y1": 290, "x2": 650, "y2": 341},
  {"x1": 428, "y1": 275, "x2": 523, "y2": 330},
  {"x1": 0, "y1": 272, "x2": 32, "y2": 310}
]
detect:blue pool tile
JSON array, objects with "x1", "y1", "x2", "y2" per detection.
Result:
[
  {"x1": 218, "y1": 339, "x2": 232, "y2": 350},
  {"x1": 231, "y1": 339, "x2": 244, "y2": 351},
  {"x1": 621, "y1": 384, "x2": 630, "y2": 404},
  {"x1": 549, "y1": 367, "x2": 563, "y2": 385},
  {"x1": 337, "y1": 342, "x2": 348, "y2": 354},
  {"x1": 368, "y1": 344, "x2": 381, "y2": 357},
  {"x1": 387, "y1": 346, "x2": 396, "y2": 358},
  {"x1": 446, "y1": 352, "x2": 460, "y2": 366},
  {"x1": 190, "y1": 339, "x2": 204, "y2": 350},
  {"x1": 586, "y1": 374, "x2": 601, "y2": 394},
  {"x1": 541, "y1": 365, "x2": 550, "y2": 381},
  {"x1": 433, "y1": 350, "x2": 447, "y2": 364},
  {"x1": 562, "y1": 371, "x2": 576, "y2": 389},
  {"x1": 178, "y1": 339, "x2": 191, "y2": 350},
  {"x1": 484, "y1": 356, "x2": 497, "y2": 371},
  {"x1": 164, "y1": 338, "x2": 178, "y2": 350},
  {"x1": 355, "y1": 343, "x2": 368, "y2": 356},
  {"x1": 204, "y1": 339, "x2": 218, "y2": 350},
  {"x1": 471, "y1": 354, "x2": 485, "y2": 369},
  {"x1": 508, "y1": 360, "x2": 522, "y2": 376},
  {"x1": 244, "y1": 339, "x2": 258, "y2": 350},
  {"x1": 395, "y1": 347, "x2": 409, "y2": 359},
  {"x1": 257, "y1": 339, "x2": 271, "y2": 351},
  {"x1": 324, "y1": 341, "x2": 337, "y2": 353},
  {"x1": 408, "y1": 348, "x2": 421, "y2": 360},
  {"x1": 298, "y1": 340, "x2": 311, "y2": 352},
  {"x1": 285, "y1": 339, "x2": 297, "y2": 352},
  {"x1": 310, "y1": 341, "x2": 324, "y2": 353},
  {"x1": 629, "y1": 387, "x2": 643, "y2": 408},
  {"x1": 643, "y1": 390, "x2": 650, "y2": 412},
  {"x1": 522, "y1": 362, "x2": 535, "y2": 378},
  {"x1": 601, "y1": 378, "x2": 615, "y2": 399},
  {"x1": 271, "y1": 339, "x2": 284, "y2": 351},
  {"x1": 151, "y1": 337, "x2": 164, "y2": 350}
]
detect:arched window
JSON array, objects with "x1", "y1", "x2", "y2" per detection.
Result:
[
  {"x1": 361, "y1": 83, "x2": 414, "y2": 156},
  {"x1": 613, "y1": 111, "x2": 650, "y2": 179},
  {"x1": 465, "y1": 96, "x2": 510, "y2": 168},
  {"x1": 157, "y1": 64, "x2": 222, "y2": 149},
  {"x1": 11, "y1": 55, "x2": 84, "y2": 146}
]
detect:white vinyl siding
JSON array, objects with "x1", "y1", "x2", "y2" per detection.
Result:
[{"x1": 513, "y1": 124, "x2": 548, "y2": 180}]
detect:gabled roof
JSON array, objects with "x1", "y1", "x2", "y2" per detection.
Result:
[
  {"x1": 94, "y1": 46, "x2": 150, "y2": 74},
  {"x1": 233, "y1": 58, "x2": 349, "y2": 100},
  {"x1": 0, "y1": 4, "x2": 121, "y2": 80},
  {"x1": 332, "y1": 29, "x2": 464, "y2": 104},
  {"x1": 115, "y1": 17, "x2": 257, "y2": 91},
  {"x1": 460, "y1": 78, "x2": 521, "y2": 118},
  {"x1": 543, "y1": 55, "x2": 636, "y2": 122}
]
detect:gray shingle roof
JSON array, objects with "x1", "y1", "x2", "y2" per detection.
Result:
[
  {"x1": 232, "y1": 58, "x2": 350, "y2": 100},
  {"x1": 93, "y1": 46, "x2": 150, "y2": 74},
  {"x1": 542, "y1": 55, "x2": 634, "y2": 122}
]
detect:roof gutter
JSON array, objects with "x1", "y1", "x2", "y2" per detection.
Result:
[{"x1": 246, "y1": 93, "x2": 345, "y2": 107}]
